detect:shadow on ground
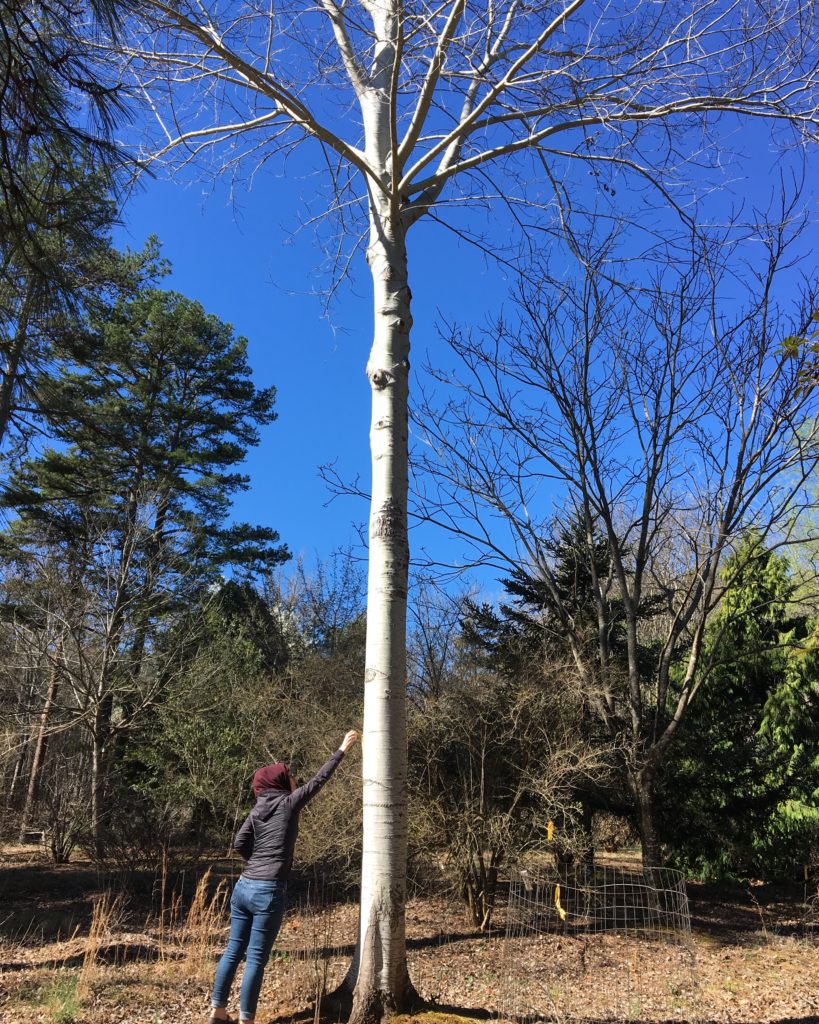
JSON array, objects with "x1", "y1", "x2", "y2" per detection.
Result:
[
  {"x1": 0, "y1": 938, "x2": 179, "y2": 972},
  {"x1": 263, "y1": 1005, "x2": 819, "y2": 1024}
]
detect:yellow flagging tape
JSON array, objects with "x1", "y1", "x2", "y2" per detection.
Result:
[
  {"x1": 554, "y1": 883, "x2": 566, "y2": 921},
  {"x1": 547, "y1": 820, "x2": 554, "y2": 842}
]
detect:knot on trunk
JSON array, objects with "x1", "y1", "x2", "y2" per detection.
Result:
[
  {"x1": 369, "y1": 356, "x2": 407, "y2": 389},
  {"x1": 367, "y1": 359, "x2": 409, "y2": 391},
  {"x1": 368, "y1": 366, "x2": 393, "y2": 390}
]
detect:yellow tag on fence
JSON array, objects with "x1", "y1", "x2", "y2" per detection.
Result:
[{"x1": 554, "y1": 883, "x2": 566, "y2": 921}]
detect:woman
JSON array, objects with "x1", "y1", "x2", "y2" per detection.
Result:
[{"x1": 209, "y1": 729, "x2": 360, "y2": 1024}]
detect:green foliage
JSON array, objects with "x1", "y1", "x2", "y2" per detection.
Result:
[
  {"x1": 121, "y1": 559, "x2": 366, "y2": 880},
  {"x1": 782, "y1": 310, "x2": 819, "y2": 393},
  {"x1": 460, "y1": 517, "x2": 646, "y2": 827},
  {"x1": 17, "y1": 970, "x2": 79, "y2": 1023},
  {"x1": 0, "y1": 156, "x2": 162, "y2": 448},
  {"x1": 0, "y1": 268, "x2": 288, "y2": 862},
  {"x1": 464, "y1": 516, "x2": 665, "y2": 719},
  {"x1": 660, "y1": 534, "x2": 819, "y2": 879},
  {"x1": 0, "y1": 0, "x2": 143, "y2": 450},
  {"x1": 132, "y1": 584, "x2": 286, "y2": 838},
  {"x1": 463, "y1": 518, "x2": 622, "y2": 663},
  {"x1": 2, "y1": 285, "x2": 287, "y2": 587},
  {"x1": 0, "y1": 1, "x2": 130, "y2": 276}
]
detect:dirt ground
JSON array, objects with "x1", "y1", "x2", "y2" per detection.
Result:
[{"x1": 1, "y1": 845, "x2": 818, "y2": 1024}]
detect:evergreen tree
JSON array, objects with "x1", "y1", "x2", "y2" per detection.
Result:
[
  {"x1": 464, "y1": 519, "x2": 627, "y2": 665},
  {"x1": 130, "y1": 581, "x2": 287, "y2": 843},
  {"x1": 1, "y1": 0, "x2": 146, "y2": 452},
  {"x1": 411, "y1": 574, "x2": 609, "y2": 928},
  {"x1": 0, "y1": 156, "x2": 162, "y2": 450},
  {"x1": 0, "y1": 1, "x2": 130, "y2": 273},
  {"x1": 462, "y1": 516, "x2": 671, "y2": 846},
  {"x1": 660, "y1": 535, "x2": 819, "y2": 878},
  {"x1": 4, "y1": 287, "x2": 285, "y2": 579}
]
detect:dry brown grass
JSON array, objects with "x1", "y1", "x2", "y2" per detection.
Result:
[
  {"x1": 177, "y1": 869, "x2": 230, "y2": 981},
  {"x1": 75, "y1": 891, "x2": 124, "y2": 1003}
]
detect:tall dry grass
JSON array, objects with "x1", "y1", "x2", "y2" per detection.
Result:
[
  {"x1": 67, "y1": 873, "x2": 348, "y2": 1021},
  {"x1": 76, "y1": 892, "x2": 123, "y2": 1003},
  {"x1": 156, "y1": 851, "x2": 183, "y2": 959},
  {"x1": 177, "y1": 869, "x2": 229, "y2": 980}
]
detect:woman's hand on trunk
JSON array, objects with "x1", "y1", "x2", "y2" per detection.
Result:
[{"x1": 340, "y1": 730, "x2": 360, "y2": 753}]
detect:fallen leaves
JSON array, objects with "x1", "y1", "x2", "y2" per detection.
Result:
[{"x1": 2, "y1": 885, "x2": 818, "y2": 1022}]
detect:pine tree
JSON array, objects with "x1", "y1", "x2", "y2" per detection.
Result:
[
  {"x1": 0, "y1": 1, "x2": 129, "y2": 272},
  {"x1": 0, "y1": 156, "x2": 161, "y2": 450},
  {"x1": 660, "y1": 535, "x2": 819, "y2": 878}
]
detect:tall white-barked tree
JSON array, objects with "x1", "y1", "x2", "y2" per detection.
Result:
[{"x1": 117, "y1": 1, "x2": 819, "y2": 1018}]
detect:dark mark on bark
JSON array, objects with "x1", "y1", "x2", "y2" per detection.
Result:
[{"x1": 371, "y1": 498, "x2": 404, "y2": 539}]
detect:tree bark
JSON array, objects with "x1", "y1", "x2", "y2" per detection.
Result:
[
  {"x1": 0, "y1": 275, "x2": 35, "y2": 446},
  {"x1": 18, "y1": 648, "x2": 61, "y2": 839},
  {"x1": 5, "y1": 668, "x2": 37, "y2": 810},
  {"x1": 345, "y1": 5, "x2": 418, "y2": 1018},
  {"x1": 349, "y1": 196, "x2": 416, "y2": 1018},
  {"x1": 90, "y1": 692, "x2": 113, "y2": 860},
  {"x1": 630, "y1": 767, "x2": 662, "y2": 869}
]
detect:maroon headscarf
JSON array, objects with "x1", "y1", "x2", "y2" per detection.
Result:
[{"x1": 252, "y1": 762, "x2": 292, "y2": 796}]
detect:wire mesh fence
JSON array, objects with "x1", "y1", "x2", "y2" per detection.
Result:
[{"x1": 498, "y1": 863, "x2": 699, "y2": 1023}]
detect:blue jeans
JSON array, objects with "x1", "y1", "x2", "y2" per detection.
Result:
[{"x1": 211, "y1": 876, "x2": 286, "y2": 1021}]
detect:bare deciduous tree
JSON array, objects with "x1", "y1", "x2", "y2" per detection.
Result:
[
  {"x1": 414, "y1": 214, "x2": 819, "y2": 865},
  {"x1": 407, "y1": 579, "x2": 467, "y2": 700},
  {"x1": 1, "y1": 521, "x2": 188, "y2": 855},
  {"x1": 115, "y1": 1, "x2": 819, "y2": 1011}
]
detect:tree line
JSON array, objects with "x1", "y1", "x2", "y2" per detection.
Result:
[{"x1": 5, "y1": 510, "x2": 818, "y2": 908}]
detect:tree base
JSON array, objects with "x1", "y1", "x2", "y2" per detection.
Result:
[{"x1": 327, "y1": 975, "x2": 421, "y2": 1024}]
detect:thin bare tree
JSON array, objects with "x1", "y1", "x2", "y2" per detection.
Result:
[{"x1": 115, "y1": 1, "x2": 819, "y2": 1013}]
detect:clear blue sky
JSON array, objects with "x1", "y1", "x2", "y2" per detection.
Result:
[{"x1": 114, "y1": 123, "x2": 816, "y2": 587}]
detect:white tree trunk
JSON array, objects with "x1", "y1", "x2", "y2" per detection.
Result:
[
  {"x1": 350, "y1": 145, "x2": 413, "y2": 1024},
  {"x1": 348, "y1": 6, "x2": 417, "y2": 1016},
  {"x1": 352, "y1": 211, "x2": 414, "y2": 1016}
]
